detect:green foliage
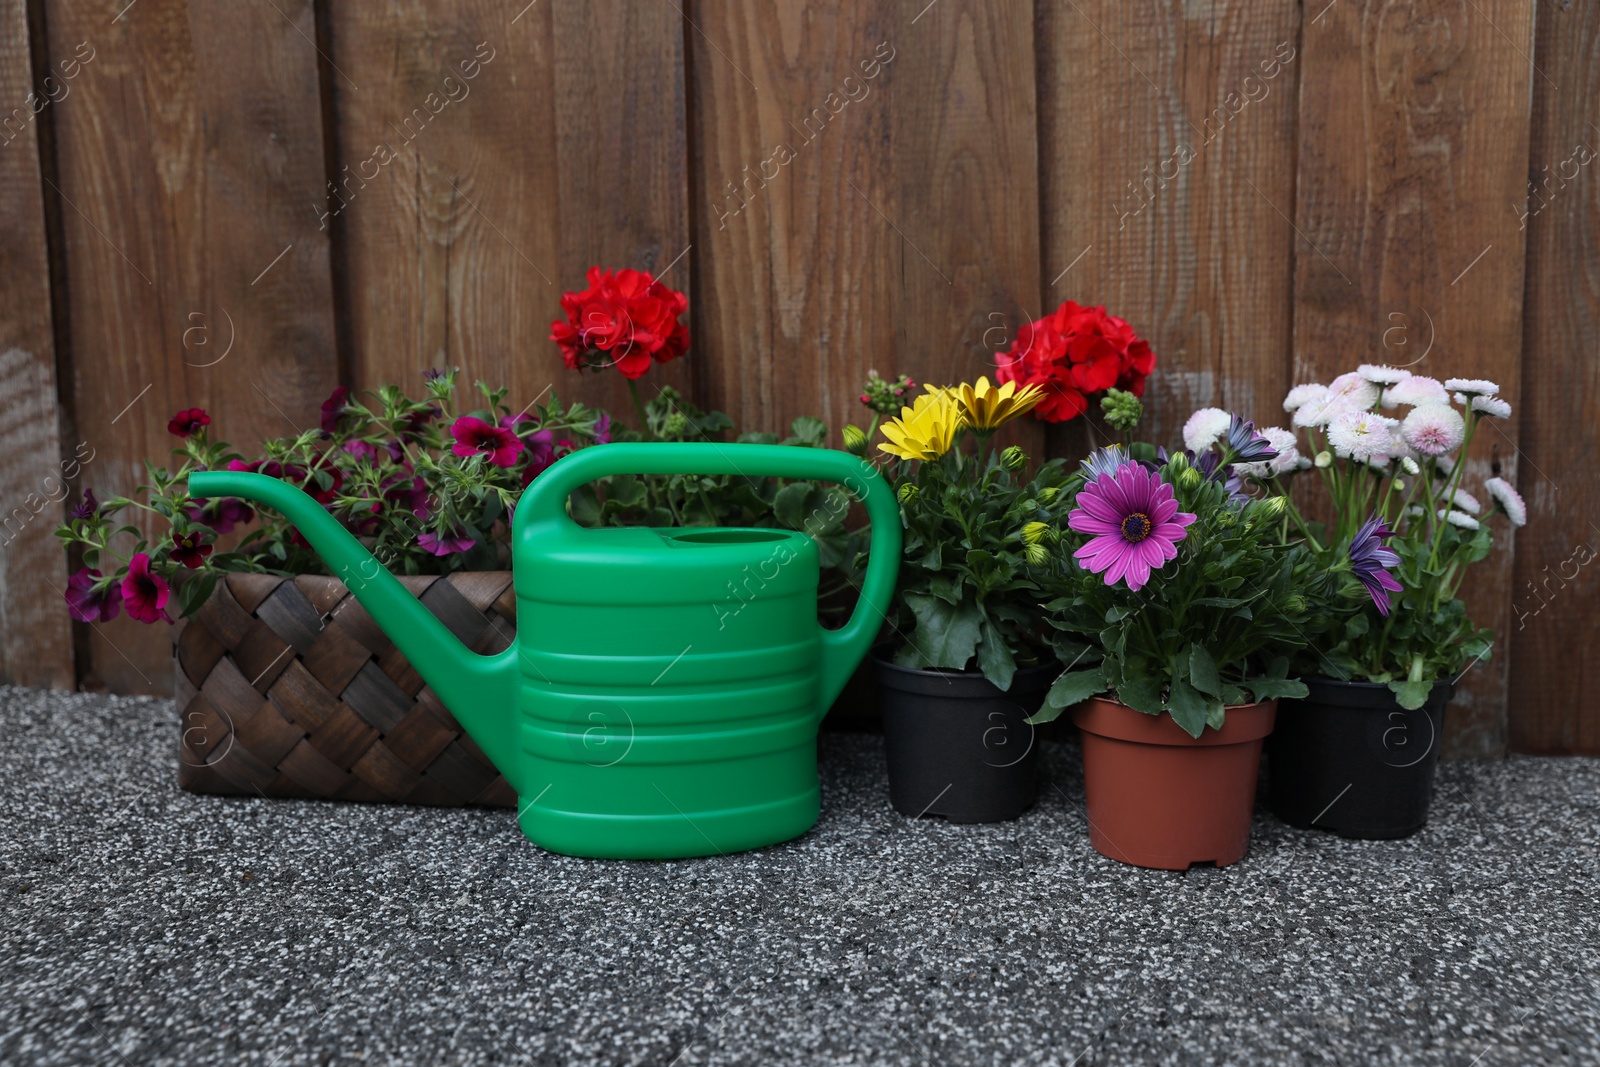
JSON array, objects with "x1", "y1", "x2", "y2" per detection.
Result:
[
  {"x1": 1030, "y1": 455, "x2": 1329, "y2": 737},
  {"x1": 882, "y1": 445, "x2": 1074, "y2": 691}
]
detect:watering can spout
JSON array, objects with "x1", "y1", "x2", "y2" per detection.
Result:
[{"x1": 188, "y1": 471, "x2": 521, "y2": 784}]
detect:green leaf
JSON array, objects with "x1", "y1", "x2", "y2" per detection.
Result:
[
  {"x1": 1389, "y1": 678, "x2": 1433, "y2": 710},
  {"x1": 1036, "y1": 666, "x2": 1106, "y2": 714},
  {"x1": 928, "y1": 573, "x2": 963, "y2": 606},
  {"x1": 1246, "y1": 677, "x2": 1310, "y2": 702},
  {"x1": 1116, "y1": 673, "x2": 1164, "y2": 715},
  {"x1": 975, "y1": 620, "x2": 1017, "y2": 691},
  {"x1": 903, "y1": 592, "x2": 983, "y2": 672},
  {"x1": 785, "y1": 415, "x2": 828, "y2": 447},
  {"x1": 1167, "y1": 677, "x2": 1212, "y2": 738},
  {"x1": 1188, "y1": 644, "x2": 1222, "y2": 698},
  {"x1": 1221, "y1": 683, "x2": 1249, "y2": 706},
  {"x1": 773, "y1": 482, "x2": 815, "y2": 529}
]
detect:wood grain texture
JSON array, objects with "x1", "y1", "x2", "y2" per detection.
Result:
[
  {"x1": 0, "y1": 0, "x2": 74, "y2": 688},
  {"x1": 329, "y1": 0, "x2": 690, "y2": 425},
  {"x1": 1292, "y1": 0, "x2": 1535, "y2": 757},
  {"x1": 1509, "y1": 0, "x2": 1600, "y2": 754},
  {"x1": 43, "y1": 0, "x2": 339, "y2": 693},
  {"x1": 1036, "y1": 0, "x2": 1301, "y2": 455},
  {"x1": 690, "y1": 1, "x2": 1040, "y2": 447}
]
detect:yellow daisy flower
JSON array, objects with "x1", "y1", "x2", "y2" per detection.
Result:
[
  {"x1": 949, "y1": 376, "x2": 1045, "y2": 432},
  {"x1": 878, "y1": 390, "x2": 965, "y2": 461}
]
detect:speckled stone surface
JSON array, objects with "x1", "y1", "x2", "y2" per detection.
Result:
[{"x1": 1, "y1": 685, "x2": 1598, "y2": 1066}]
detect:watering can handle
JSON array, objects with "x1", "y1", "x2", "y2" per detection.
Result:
[{"x1": 518, "y1": 442, "x2": 902, "y2": 717}]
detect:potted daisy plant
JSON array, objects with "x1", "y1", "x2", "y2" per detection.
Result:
[
  {"x1": 1027, "y1": 402, "x2": 1341, "y2": 869},
  {"x1": 1228, "y1": 366, "x2": 1527, "y2": 839},
  {"x1": 847, "y1": 374, "x2": 1072, "y2": 823}
]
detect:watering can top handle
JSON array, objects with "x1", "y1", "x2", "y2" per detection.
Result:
[{"x1": 518, "y1": 442, "x2": 902, "y2": 717}]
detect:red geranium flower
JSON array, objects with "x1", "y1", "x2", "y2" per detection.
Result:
[
  {"x1": 995, "y1": 301, "x2": 1157, "y2": 423},
  {"x1": 121, "y1": 552, "x2": 171, "y2": 624},
  {"x1": 168, "y1": 408, "x2": 210, "y2": 438},
  {"x1": 550, "y1": 266, "x2": 690, "y2": 380},
  {"x1": 65, "y1": 567, "x2": 120, "y2": 623},
  {"x1": 170, "y1": 531, "x2": 213, "y2": 569},
  {"x1": 450, "y1": 416, "x2": 524, "y2": 467}
]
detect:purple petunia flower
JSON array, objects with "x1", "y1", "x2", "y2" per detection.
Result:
[
  {"x1": 418, "y1": 529, "x2": 476, "y2": 557},
  {"x1": 70, "y1": 489, "x2": 99, "y2": 521},
  {"x1": 65, "y1": 567, "x2": 120, "y2": 623},
  {"x1": 1349, "y1": 514, "x2": 1404, "y2": 616},
  {"x1": 1068, "y1": 463, "x2": 1197, "y2": 592},
  {"x1": 592, "y1": 412, "x2": 612, "y2": 445}
]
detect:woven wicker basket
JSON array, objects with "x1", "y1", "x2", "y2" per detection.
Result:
[{"x1": 175, "y1": 571, "x2": 517, "y2": 807}]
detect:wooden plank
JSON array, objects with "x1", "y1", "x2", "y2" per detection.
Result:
[
  {"x1": 1508, "y1": 0, "x2": 1600, "y2": 755},
  {"x1": 0, "y1": 0, "x2": 74, "y2": 689},
  {"x1": 690, "y1": 2, "x2": 1039, "y2": 447},
  {"x1": 44, "y1": 0, "x2": 339, "y2": 693},
  {"x1": 1292, "y1": 0, "x2": 1535, "y2": 758},
  {"x1": 1036, "y1": 0, "x2": 1301, "y2": 455},
  {"x1": 330, "y1": 0, "x2": 690, "y2": 431}
]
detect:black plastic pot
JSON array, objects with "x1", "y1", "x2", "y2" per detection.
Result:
[
  {"x1": 1268, "y1": 676, "x2": 1453, "y2": 840},
  {"x1": 873, "y1": 648, "x2": 1054, "y2": 823}
]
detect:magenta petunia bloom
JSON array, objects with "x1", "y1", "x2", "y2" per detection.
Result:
[
  {"x1": 320, "y1": 386, "x2": 351, "y2": 432},
  {"x1": 450, "y1": 416, "x2": 524, "y2": 468},
  {"x1": 592, "y1": 413, "x2": 612, "y2": 445},
  {"x1": 169, "y1": 531, "x2": 212, "y2": 569},
  {"x1": 418, "y1": 529, "x2": 476, "y2": 556},
  {"x1": 65, "y1": 567, "x2": 120, "y2": 623},
  {"x1": 121, "y1": 552, "x2": 171, "y2": 624},
  {"x1": 186, "y1": 496, "x2": 255, "y2": 534},
  {"x1": 1348, "y1": 514, "x2": 1404, "y2": 616},
  {"x1": 167, "y1": 408, "x2": 210, "y2": 438},
  {"x1": 1068, "y1": 463, "x2": 1196, "y2": 592}
]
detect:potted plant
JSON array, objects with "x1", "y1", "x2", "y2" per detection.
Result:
[
  {"x1": 1235, "y1": 368, "x2": 1527, "y2": 839},
  {"x1": 1028, "y1": 405, "x2": 1339, "y2": 869},
  {"x1": 849, "y1": 373, "x2": 1073, "y2": 822}
]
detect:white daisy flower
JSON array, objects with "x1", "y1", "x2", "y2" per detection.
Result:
[
  {"x1": 1401, "y1": 404, "x2": 1466, "y2": 456},
  {"x1": 1451, "y1": 489, "x2": 1481, "y2": 514},
  {"x1": 1182, "y1": 407, "x2": 1232, "y2": 453},
  {"x1": 1283, "y1": 383, "x2": 1328, "y2": 413},
  {"x1": 1297, "y1": 455, "x2": 1314, "y2": 470},
  {"x1": 1401, "y1": 457, "x2": 1420, "y2": 475},
  {"x1": 1382, "y1": 375, "x2": 1449, "y2": 409},
  {"x1": 1471, "y1": 395, "x2": 1513, "y2": 418},
  {"x1": 1484, "y1": 476, "x2": 1527, "y2": 527},
  {"x1": 1328, "y1": 371, "x2": 1381, "y2": 411},
  {"x1": 1445, "y1": 378, "x2": 1500, "y2": 396},
  {"x1": 1237, "y1": 427, "x2": 1302, "y2": 478},
  {"x1": 1293, "y1": 392, "x2": 1356, "y2": 429},
  {"x1": 1359, "y1": 364, "x2": 1412, "y2": 385},
  {"x1": 1366, "y1": 454, "x2": 1393, "y2": 469},
  {"x1": 1405, "y1": 505, "x2": 1427, "y2": 519},
  {"x1": 1440, "y1": 509, "x2": 1481, "y2": 530},
  {"x1": 1327, "y1": 409, "x2": 1394, "y2": 460}
]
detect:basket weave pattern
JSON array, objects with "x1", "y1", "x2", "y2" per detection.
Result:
[{"x1": 175, "y1": 572, "x2": 518, "y2": 807}]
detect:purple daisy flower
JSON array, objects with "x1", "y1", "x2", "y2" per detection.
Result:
[
  {"x1": 1068, "y1": 463, "x2": 1197, "y2": 592},
  {"x1": 1223, "y1": 414, "x2": 1279, "y2": 463},
  {"x1": 1349, "y1": 514, "x2": 1403, "y2": 616}
]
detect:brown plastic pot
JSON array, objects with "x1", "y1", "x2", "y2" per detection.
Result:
[{"x1": 1071, "y1": 696, "x2": 1277, "y2": 870}]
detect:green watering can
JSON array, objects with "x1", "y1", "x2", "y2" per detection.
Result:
[{"x1": 189, "y1": 444, "x2": 900, "y2": 859}]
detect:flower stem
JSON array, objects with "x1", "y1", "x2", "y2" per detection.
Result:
[{"x1": 626, "y1": 379, "x2": 652, "y2": 439}]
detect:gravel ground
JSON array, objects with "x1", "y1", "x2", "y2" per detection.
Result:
[{"x1": 1, "y1": 685, "x2": 1598, "y2": 1066}]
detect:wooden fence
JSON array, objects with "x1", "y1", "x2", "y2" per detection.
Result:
[{"x1": 1, "y1": 0, "x2": 1595, "y2": 756}]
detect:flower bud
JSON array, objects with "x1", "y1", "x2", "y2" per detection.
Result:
[
  {"x1": 1024, "y1": 542, "x2": 1050, "y2": 567},
  {"x1": 897, "y1": 483, "x2": 920, "y2": 505},
  {"x1": 1286, "y1": 595, "x2": 1308, "y2": 613},
  {"x1": 1022, "y1": 521, "x2": 1051, "y2": 545},
  {"x1": 1001, "y1": 445, "x2": 1028, "y2": 472},
  {"x1": 1401, "y1": 456, "x2": 1420, "y2": 475},
  {"x1": 840, "y1": 424, "x2": 868, "y2": 456},
  {"x1": 1315, "y1": 450, "x2": 1333, "y2": 468},
  {"x1": 1100, "y1": 388, "x2": 1144, "y2": 432},
  {"x1": 663, "y1": 412, "x2": 690, "y2": 439},
  {"x1": 1393, "y1": 478, "x2": 1406, "y2": 493},
  {"x1": 1178, "y1": 467, "x2": 1203, "y2": 491},
  {"x1": 1167, "y1": 451, "x2": 1191, "y2": 475},
  {"x1": 1037, "y1": 486, "x2": 1059, "y2": 503},
  {"x1": 1256, "y1": 495, "x2": 1287, "y2": 518}
]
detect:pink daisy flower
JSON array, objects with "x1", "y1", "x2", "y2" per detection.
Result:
[
  {"x1": 1400, "y1": 404, "x2": 1466, "y2": 456},
  {"x1": 1068, "y1": 463, "x2": 1196, "y2": 592}
]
